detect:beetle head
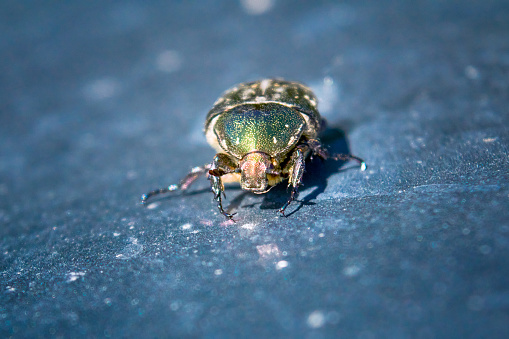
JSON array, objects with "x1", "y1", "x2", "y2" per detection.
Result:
[{"x1": 239, "y1": 152, "x2": 274, "y2": 194}]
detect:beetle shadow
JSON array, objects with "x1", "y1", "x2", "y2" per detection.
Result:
[{"x1": 253, "y1": 126, "x2": 360, "y2": 216}]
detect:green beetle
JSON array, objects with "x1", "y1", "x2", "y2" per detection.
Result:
[{"x1": 142, "y1": 79, "x2": 366, "y2": 219}]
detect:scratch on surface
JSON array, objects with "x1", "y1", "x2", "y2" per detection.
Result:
[
  {"x1": 67, "y1": 271, "x2": 86, "y2": 283},
  {"x1": 411, "y1": 184, "x2": 501, "y2": 193}
]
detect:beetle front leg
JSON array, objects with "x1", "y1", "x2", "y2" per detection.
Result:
[
  {"x1": 141, "y1": 164, "x2": 211, "y2": 204},
  {"x1": 307, "y1": 138, "x2": 367, "y2": 171},
  {"x1": 279, "y1": 146, "x2": 308, "y2": 216},
  {"x1": 209, "y1": 175, "x2": 236, "y2": 220},
  {"x1": 208, "y1": 153, "x2": 239, "y2": 220}
]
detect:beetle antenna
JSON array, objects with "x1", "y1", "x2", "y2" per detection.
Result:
[
  {"x1": 331, "y1": 154, "x2": 367, "y2": 171},
  {"x1": 307, "y1": 138, "x2": 367, "y2": 171}
]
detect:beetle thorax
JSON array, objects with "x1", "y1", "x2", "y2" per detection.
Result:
[{"x1": 239, "y1": 152, "x2": 274, "y2": 194}]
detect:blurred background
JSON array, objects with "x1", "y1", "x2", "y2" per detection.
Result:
[{"x1": 1, "y1": 0, "x2": 508, "y2": 338}]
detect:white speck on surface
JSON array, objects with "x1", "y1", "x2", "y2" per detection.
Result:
[
  {"x1": 113, "y1": 232, "x2": 120, "y2": 237},
  {"x1": 343, "y1": 265, "x2": 361, "y2": 277},
  {"x1": 239, "y1": 223, "x2": 258, "y2": 238},
  {"x1": 115, "y1": 237, "x2": 143, "y2": 260},
  {"x1": 257, "y1": 243, "x2": 281, "y2": 259},
  {"x1": 67, "y1": 272, "x2": 86, "y2": 283},
  {"x1": 83, "y1": 78, "x2": 120, "y2": 100},
  {"x1": 214, "y1": 269, "x2": 223, "y2": 275},
  {"x1": 241, "y1": 223, "x2": 256, "y2": 230},
  {"x1": 276, "y1": 260, "x2": 288, "y2": 270},
  {"x1": 6, "y1": 286, "x2": 16, "y2": 292},
  {"x1": 146, "y1": 202, "x2": 160, "y2": 210},
  {"x1": 126, "y1": 170, "x2": 137, "y2": 180},
  {"x1": 236, "y1": 137, "x2": 240, "y2": 144},
  {"x1": 170, "y1": 301, "x2": 180, "y2": 311},
  {"x1": 240, "y1": 0, "x2": 274, "y2": 15},
  {"x1": 483, "y1": 137, "x2": 496, "y2": 143},
  {"x1": 307, "y1": 310, "x2": 326, "y2": 328},
  {"x1": 465, "y1": 65, "x2": 480, "y2": 79},
  {"x1": 181, "y1": 223, "x2": 192, "y2": 230},
  {"x1": 285, "y1": 124, "x2": 289, "y2": 128},
  {"x1": 273, "y1": 136, "x2": 277, "y2": 144},
  {"x1": 255, "y1": 96, "x2": 267, "y2": 102},
  {"x1": 156, "y1": 50, "x2": 182, "y2": 73}
]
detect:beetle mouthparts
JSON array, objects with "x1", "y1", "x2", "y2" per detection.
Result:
[{"x1": 239, "y1": 152, "x2": 272, "y2": 193}]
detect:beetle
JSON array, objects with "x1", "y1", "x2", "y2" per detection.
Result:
[{"x1": 141, "y1": 79, "x2": 366, "y2": 219}]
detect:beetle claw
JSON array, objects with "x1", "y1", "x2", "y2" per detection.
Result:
[
  {"x1": 225, "y1": 212, "x2": 237, "y2": 222},
  {"x1": 217, "y1": 201, "x2": 236, "y2": 221},
  {"x1": 278, "y1": 207, "x2": 288, "y2": 217}
]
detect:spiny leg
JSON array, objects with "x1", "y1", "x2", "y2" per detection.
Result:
[
  {"x1": 208, "y1": 153, "x2": 239, "y2": 220},
  {"x1": 279, "y1": 145, "x2": 308, "y2": 216},
  {"x1": 209, "y1": 175, "x2": 235, "y2": 219},
  {"x1": 307, "y1": 138, "x2": 367, "y2": 171},
  {"x1": 141, "y1": 164, "x2": 211, "y2": 204}
]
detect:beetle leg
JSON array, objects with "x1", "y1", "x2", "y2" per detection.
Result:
[
  {"x1": 141, "y1": 164, "x2": 211, "y2": 204},
  {"x1": 210, "y1": 175, "x2": 236, "y2": 220},
  {"x1": 208, "y1": 153, "x2": 239, "y2": 219},
  {"x1": 307, "y1": 138, "x2": 367, "y2": 171},
  {"x1": 279, "y1": 145, "x2": 308, "y2": 216}
]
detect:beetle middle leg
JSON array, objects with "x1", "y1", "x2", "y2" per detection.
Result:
[
  {"x1": 208, "y1": 153, "x2": 240, "y2": 220},
  {"x1": 307, "y1": 138, "x2": 367, "y2": 171},
  {"x1": 141, "y1": 164, "x2": 211, "y2": 204}
]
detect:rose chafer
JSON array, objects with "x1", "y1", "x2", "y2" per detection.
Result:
[{"x1": 142, "y1": 79, "x2": 366, "y2": 219}]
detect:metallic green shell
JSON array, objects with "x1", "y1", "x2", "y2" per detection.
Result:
[
  {"x1": 205, "y1": 79, "x2": 321, "y2": 139},
  {"x1": 213, "y1": 103, "x2": 305, "y2": 159}
]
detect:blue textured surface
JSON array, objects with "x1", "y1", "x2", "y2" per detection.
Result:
[{"x1": 1, "y1": 1, "x2": 509, "y2": 338}]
